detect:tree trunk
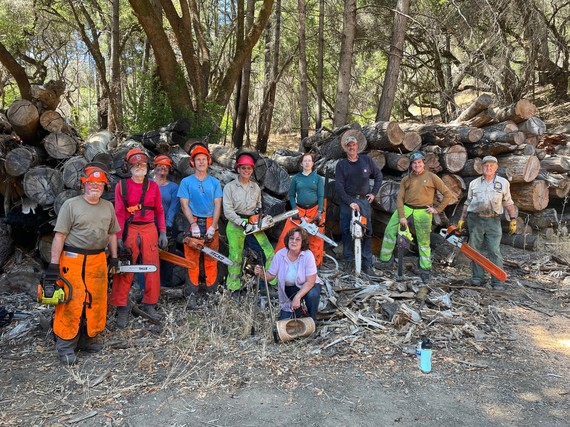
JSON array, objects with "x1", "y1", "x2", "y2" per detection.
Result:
[
  {"x1": 482, "y1": 120, "x2": 519, "y2": 134},
  {"x1": 463, "y1": 109, "x2": 496, "y2": 128},
  {"x1": 457, "y1": 158, "x2": 482, "y2": 177},
  {"x1": 109, "y1": 0, "x2": 123, "y2": 131},
  {"x1": 539, "y1": 156, "x2": 570, "y2": 173},
  {"x1": 500, "y1": 233, "x2": 538, "y2": 250},
  {"x1": 510, "y1": 180, "x2": 549, "y2": 211},
  {"x1": 466, "y1": 141, "x2": 517, "y2": 158},
  {"x1": 297, "y1": 0, "x2": 309, "y2": 140},
  {"x1": 333, "y1": 0, "x2": 356, "y2": 127},
  {"x1": 428, "y1": 144, "x2": 467, "y2": 173},
  {"x1": 536, "y1": 170, "x2": 570, "y2": 199},
  {"x1": 62, "y1": 156, "x2": 88, "y2": 189},
  {"x1": 401, "y1": 132, "x2": 422, "y2": 152},
  {"x1": 482, "y1": 130, "x2": 525, "y2": 145},
  {"x1": 496, "y1": 154, "x2": 540, "y2": 183},
  {"x1": 453, "y1": 126, "x2": 484, "y2": 144},
  {"x1": 376, "y1": 0, "x2": 410, "y2": 121},
  {"x1": 272, "y1": 149, "x2": 302, "y2": 174},
  {"x1": 384, "y1": 152, "x2": 410, "y2": 172},
  {"x1": 315, "y1": 0, "x2": 325, "y2": 130},
  {"x1": 40, "y1": 110, "x2": 69, "y2": 134},
  {"x1": 0, "y1": 40, "x2": 32, "y2": 101},
  {"x1": 374, "y1": 179, "x2": 400, "y2": 213},
  {"x1": 367, "y1": 150, "x2": 386, "y2": 171},
  {"x1": 439, "y1": 173, "x2": 465, "y2": 205},
  {"x1": 518, "y1": 117, "x2": 546, "y2": 136},
  {"x1": 5, "y1": 146, "x2": 44, "y2": 177}
]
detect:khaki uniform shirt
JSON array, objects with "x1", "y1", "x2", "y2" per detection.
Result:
[
  {"x1": 223, "y1": 179, "x2": 262, "y2": 226},
  {"x1": 464, "y1": 175, "x2": 514, "y2": 216}
]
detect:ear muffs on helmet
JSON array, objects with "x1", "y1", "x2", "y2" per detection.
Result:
[{"x1": 188, "y1": 142, "x2": 212, "y2": 167}]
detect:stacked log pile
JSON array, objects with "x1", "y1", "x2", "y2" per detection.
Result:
[{"x1": 299, "y1": 95, "x2": 570, "y2": 251}]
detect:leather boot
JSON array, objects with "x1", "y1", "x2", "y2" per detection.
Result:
[
  {"x1": 116, "y1": 307, "x2": 130, "y2": 329},
  {"x1": 143, "y1": 304, "x2": 162, "y2": 322}
]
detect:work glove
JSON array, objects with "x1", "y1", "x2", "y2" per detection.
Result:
[
  {"x1": 241, "y1": 220, "x2": 254, "y2": 234},
  {"x1": 206, "y1": 226, "x2": 216, "y2": 240},
  {"x1": 190, "y1": 222, "x2": 201, "y2": 237},
  {"x1": 109, "y1": 257, "x2": 119, "y2": 275},
  {"x1": 158, "y1": 231, "x2": 168, "y2": 249},
  {"x1": 457, "y1": 219, "x2": 465, "y2": 231},
  {"x1": 42, "y1": 263, "x2": 60, "y2": 298},
  {"x1": 509, "y1": 220, "x2": 517, "y2": 235}
]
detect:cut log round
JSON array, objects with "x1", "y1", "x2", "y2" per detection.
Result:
[
  {"x1": 42, "y1": 132, "x2": 77, "y2": 159},
  {"x1": 40, "y1": 110, "x2": 69, "y2": 133},
  {"x1": 62, "y1": 156, "x2": 88, "y2": 189},
  {"x1": 363, "y1": 121, "x2": 404, "y2": 150},
  {"x1": 498, "y1": 154, "x2": 540, "y2": 183},
  {"x1": 457, "y1": 158, "x2": 482, "y2": 177},
  {"x1": 384, "y1": 152, "x2": 410, "y2": 172},
  {"x1": 466, "y1": 141, "x2": 517, "y2": 158},
  {"x1": 6, "y1": 99, "x2": 40, "y2": 143},
  {"x1": 452, "y1": 93, "x2": 494, "y2": 124},
  {"x1": 510, "y1": 180, "x2": 549, "y2": 211},
  {"x1": 374, "y1": 179, "x2": 400, "y2": 213},
  {"x1": 518, "y1": 117, "x2": 546, "y2": 136},
  {"x1": 536, "y1": 170, "x2": 570, "y2": 199},
  {"x1": 454, "y1": 126, "x2": 484, "y2": 143},
  {"x1": 482, "y1": 130, "x2": 525, "y2": 145},
  {"x1": 23, "y1": 166, "x2": 64, "y2": 206},
  {"x1": 493, "y1": 99, "x2": 536, "y2": 123},
  {"x1": 463, "y1": 109, "x2": 496, "y2": 128},
  {"x1": 209, "y1": 144, "x2": 237, "y2": 169},
  {"x1": 539, "y1": 156, "x2": 570, "y2": 173},
  {"x1": 482, "y1": 121, "x2": 519, "y2": 134},
  {"x1": 367, "y1": 150, "x2": 386, "y2": 171},
  {"x1": 424, "y1": 151, "x2": 442, "y2": 173},
  {"x1": 5, "y1": 146, "x2": 44, "y2": 177},
  {"x1": 439, "y1": 144, "x2": 467, "y2": 173},
  {"x1": 401, "y1": 132, "x2": 422, "y2": 152},
  {"x1": 31, "y1": 80, "x2": 66, "y2": 111},
  {"x1": 439, "y1": 174, "x2": 465, "y2": 205}
]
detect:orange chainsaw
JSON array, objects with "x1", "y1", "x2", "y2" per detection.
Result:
[{"x1": 439, "y1": 225, "x2": 507, "y2": 282}]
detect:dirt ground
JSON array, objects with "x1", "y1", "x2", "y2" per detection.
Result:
[{"x1": 1, "y1": 241, "x2": 569, "y2": 427}]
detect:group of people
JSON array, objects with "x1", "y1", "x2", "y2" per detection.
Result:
[{"x1": 45, "y1": 134, "x2": 516, "y2": 365}]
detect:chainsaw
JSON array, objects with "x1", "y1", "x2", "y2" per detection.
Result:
[
  {"x1": 292, "y1": 217, "x2": 338, "y2": 247},
  {"x1": 37, "y1": 276, "x2": 72, "y2": 305},
  {"x1": 439, "y1": 225, "x2": 507, "y2": 282},
  {"x1": 182, "y1": 233, "x2": 235, "y2": 266},
  {"x1": 350, "y1": 209, "x2": 367, "y2": 275},
  {"x1": 243, "y1": 209, "x2": 299, "y2": 235},
  {"x1": 110, "y1": 261, "x2": 158, "y2": 274},
  {"x1": 158, "y1": 249, "x2": 198, "y2": 269}
]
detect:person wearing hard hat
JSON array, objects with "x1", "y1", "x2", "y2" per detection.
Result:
[
  {"x1": 378, "y1": 151, "x2": 453, "y2": 283},
  {"x1": 222, "y1": 151, "x2": 274, "y2": 294},
  {"x1": 110, "y1": 148, "x2": 168, "y2": 327},
  {"x1": 457, "y1": 155, "x2": 516, "y2": 289},
  {"x1": 178, "y1": 143, "x2": 223, "y2": 307},
  {"x1": 152, "y1": 154, "x2": 180, "y2": 287},
  {"x1": 47, "y1": 164, "x2": 120, "y2": 365},
  {"x1": 335, "y1": 131, "x2": 383, "y2": 275}
]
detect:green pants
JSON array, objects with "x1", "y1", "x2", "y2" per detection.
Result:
[
  {"x1": 226, "y1": 221, "x2": 274, "y2": 291},
  {"x1": 467, "y1": 213, "x2": 504, "y2": 285},
  {"x1": 379, "y1": 206, "x2": 433, "y2": 270}
]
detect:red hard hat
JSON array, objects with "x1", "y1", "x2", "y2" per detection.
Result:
[
  {"x1": 235, "y1": 153, "x2": 255, "y2": 169},
  {"x1": 126, "y1": 148, "x2": 149, "y2": 164},
  {"x1": 81, "y1": 166, "x2": 108, "y2": 184},
  {"x1": 190, "y1": 144, "x2": 211, "y2": 161},
  {"x1": 154, "y1": 155, "x2": 172, "y2": 167}
]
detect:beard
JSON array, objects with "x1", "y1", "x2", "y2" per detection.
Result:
[
  {"x1": 84, "y1": 187, "x2": 103, "y2": 203},
  {"x1": 131, "y1": 169, "x2": 147, "y2": 178}
]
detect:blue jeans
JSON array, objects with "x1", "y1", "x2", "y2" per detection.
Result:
[
  {"x1": 467, "y1": 213, "x2": 504, "y2": 285},
  {"x1": 340, "y1": 200, "x2": 372, "y2": 269},
  {"x1": 279, "y1": 284, "x2": 322, "y2": 322}
]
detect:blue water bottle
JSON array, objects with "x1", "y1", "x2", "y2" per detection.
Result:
[{"x1": 420, "y1": 338, "x2": 432, "y2": 374}]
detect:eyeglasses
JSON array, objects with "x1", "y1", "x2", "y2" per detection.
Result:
[
  {"x1": 289, "y1": 237, "x2": 302, "y2": 242},
  {"x1": 132, "y1": 162, "x2": 147, "y2": 168}
]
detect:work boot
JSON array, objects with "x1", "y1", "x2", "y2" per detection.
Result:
[
  {"x1": 116, "y1": 307, "x2": 130, "y2": 329},
  {"x1": 419, "y1": 269, "x2": 431, "y2": 284},
  {"x1": 143, "y1": 304, "x2": 162, "y2": 322},
  {"x1": 58, "y1": 352, "x2": 77, "y2": 366},
  {"x1": 78, "y1": 337, "x2": 103, "y2": 353}
]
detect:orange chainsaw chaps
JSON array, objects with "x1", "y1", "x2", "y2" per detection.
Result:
[{"x1": 460, "y1": 244, "x2": 507, "y2": 282}]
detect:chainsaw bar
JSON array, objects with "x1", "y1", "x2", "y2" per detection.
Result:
[{"x1": 243, "y1": 209, "x2": 299, "y2": 235}]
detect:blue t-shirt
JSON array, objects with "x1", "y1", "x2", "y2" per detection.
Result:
[
  {"x1": 157, "y1": 181, "x2": 180, "y2": 228},
  {"x1": 178, "y1": 175, "x2": 222, "y2": 217}
]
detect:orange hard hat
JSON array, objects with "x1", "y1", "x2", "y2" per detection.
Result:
[
  {"x1": 154, "y1": 155, "x2": 172, "y2": 167},
  {"x1": 190, "y1": 144, "x2": 211, "y2": 161},
  {"x1": 81, "y1": 166, "x2": 108, "y2": 184},
  {"x1": 126, "y1": 148, "x2": 149, "y2": 164},
  {"x1": 235, "y1": 153, "x2": 255, "y2": 169}
]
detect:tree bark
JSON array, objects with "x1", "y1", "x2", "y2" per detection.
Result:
[
  {"x1": 6, "y1": 100, "x2": 39, "y2": 143},
  {"x1": 493, "y1": 99, "x2": 536, "y2": 123},
  {"x1": 333, "y1": 0, "x2": 356, "y2": 127},
  {"x1": 23, "y1": 166, "x2": 64, "y2": 207},
  {"x1": 0, "y1": 40, "x2": 32, "y2": 101},
  {"x1": 498, "y1": 154, "x2": 540, "y2": 183},
  {"x1": 376, "y1": 0, "x2": 410, "y2": 121},
  {"x1": 297, "y1": 0, "x2": 309, "y2": 140},
  {"x1": 510, "y1": 180, "x2": 549, "y2": 211},
  {"x1": 363, "y1": 121, "x2": 404, "y2": 150},
  {"x1": 452, "y1": 94, "x2": 494, "y2": 124}
]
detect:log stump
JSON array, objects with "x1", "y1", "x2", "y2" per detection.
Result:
[
  {"x1": 5, "y1": 146, "x2": 44, "y2": 177},
  {"x1": 62, "y1": 156, "x2": 88, "y2": 189},
  {"x1": 23, "y1": 166, "x2": 64, "y2": 206},
  {"x1": 510, "y1": 180, "x2": 549, "y2": 211},
  {"x1": 42, "y1": 132, "x2": 77, "y2": 159},
  {"x1": 6, "y1": 100, "x2": 40, "y2": 143}
]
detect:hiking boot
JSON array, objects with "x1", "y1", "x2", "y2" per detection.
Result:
[
  {"x1": 116, "y1": 307, "x2": 130, "y2": 329},
  {"x1": 143, "y1": 304, "x2": 162, "y2": 322},
  {"x1": 419, "y1": 269, "x2": 431, "y2": 284},
  {"x1": 58, "y1": 352, "x2": 77, "y2": 366},
  {"x1": 78, "y1": 338, "x2": 103, "y2": 353},
  {"x1": 186, "y1": 293, "x2": 198, "y2": 310}
]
